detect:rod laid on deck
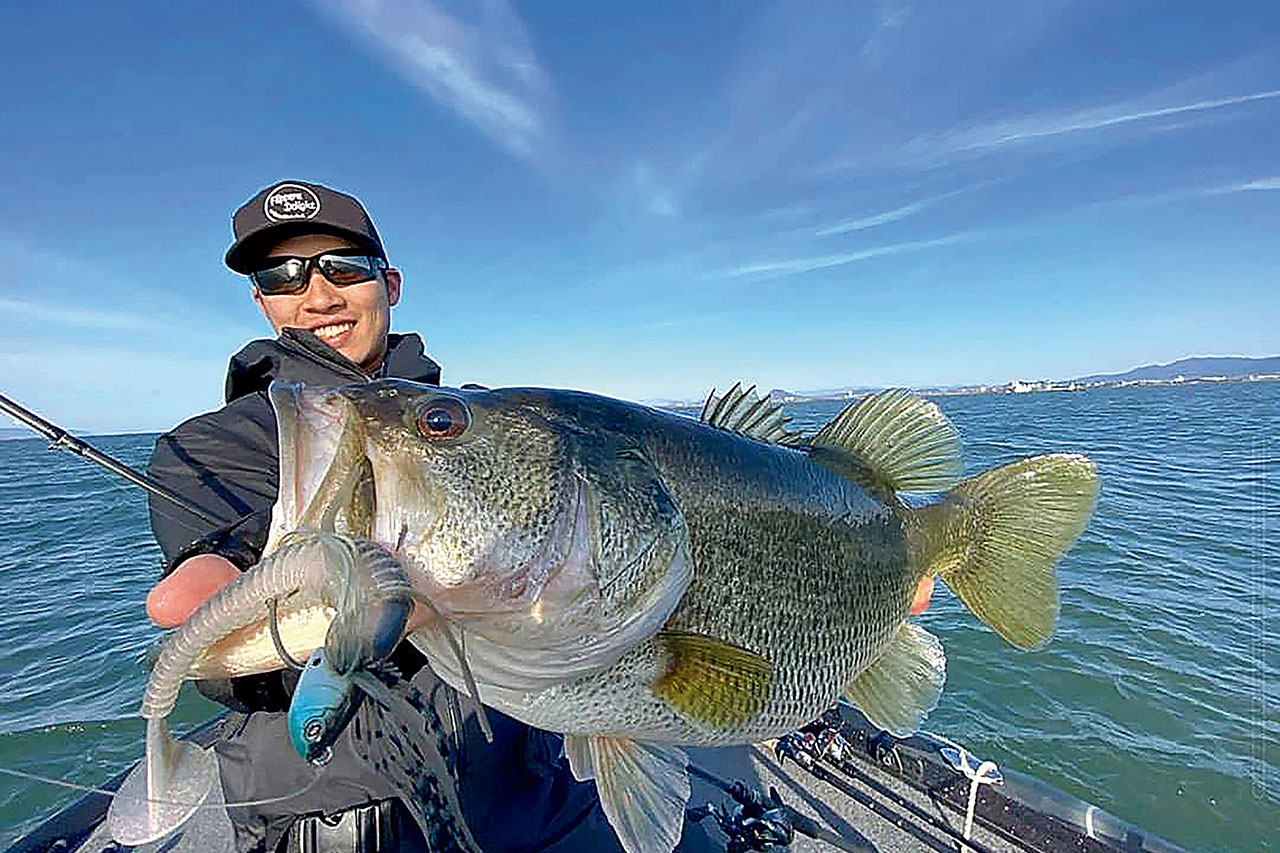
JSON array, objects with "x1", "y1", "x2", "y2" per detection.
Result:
[
  {"x1": 687, "y1": 761, "x2": 875, "y2": 852},
  {"x1": 0, "y1": 392, "x2": 224, "y2": 526}
]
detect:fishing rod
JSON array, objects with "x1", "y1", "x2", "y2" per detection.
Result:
[{"x1": 0, "y1": 392, "x2": 225, "y2": 526}]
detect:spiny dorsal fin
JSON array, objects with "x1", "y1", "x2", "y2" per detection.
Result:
[
  {"x1": 700, "y1": 383, "x2": 804, "y2": 445},
  {"x1": 652, "y1": 632, "x2": 773, "y2": 730},
  {"x1": 809, "y1": 389, "x2": 961, "y2": 495}
]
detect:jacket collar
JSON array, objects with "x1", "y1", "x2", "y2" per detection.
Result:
[{"x1": 224, "y1": 328, "x2": 442, "y2": 403}]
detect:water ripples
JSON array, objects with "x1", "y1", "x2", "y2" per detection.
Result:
[{"x1": 0, "y1": 384, "x2": 1275, "y2": 849}]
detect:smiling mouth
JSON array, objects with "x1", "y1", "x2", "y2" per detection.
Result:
[{"x1": 314, "y1": 322, "x2": 355, "y2": 342}]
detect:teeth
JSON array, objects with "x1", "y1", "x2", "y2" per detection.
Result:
[{"x1": 314, "y1": 322, "x2": 354, "y2": 340}]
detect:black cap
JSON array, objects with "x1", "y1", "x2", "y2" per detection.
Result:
[{"x1": 225, "y1": 180, "x2": 386, "y2": 273}]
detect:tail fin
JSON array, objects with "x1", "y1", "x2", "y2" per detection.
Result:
[
  {"x1": 912, "y1": 454, "x2": 1099, "y2": 649},
  {"x1": 106, "y1": 718, "x2": 218, "y2": 845}
]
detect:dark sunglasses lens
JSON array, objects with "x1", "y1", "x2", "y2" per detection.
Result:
[
  {"x1": 251, "y1": 259, "x2": 307, "y2": 294},
  {"x1": 318, "y1": 254, "x2": 380, "y2": 285}
]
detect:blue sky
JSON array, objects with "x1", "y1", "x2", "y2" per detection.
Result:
[{"x1": 1, "y1": 0, "x2": 1277, "y2": 432}]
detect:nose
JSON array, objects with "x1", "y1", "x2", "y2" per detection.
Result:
[{"x1": 299, "y1": 268, "x2": 345, "y2": 312}]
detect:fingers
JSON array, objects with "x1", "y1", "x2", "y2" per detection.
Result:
[
  {"x1": 146, "y1": 553, "x2": 242, "y2": 627},
  {"x1": 909, "y1": 575, "x2": 935, "y2": 616}
]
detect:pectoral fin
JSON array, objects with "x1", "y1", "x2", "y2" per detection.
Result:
[
  {"x1": 652, "y1": 632, "x2": 773, "y2": 730},
  {"x1": 564, "y1": 734, "x2": 690, "y2": 853},
  {"x1": 843, "y1": 623, "x2": 945, "y2": 737}
]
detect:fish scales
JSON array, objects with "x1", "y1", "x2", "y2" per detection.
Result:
[
  {"x1": 489, "y1": 396, "x2": 916, "y2": 742},
  {"x1": 288, "y1": 379, "x2": 1099, "y2": 853},
  {"x1": 356, "y1": 387, "x2": 909, "y2": 740}
]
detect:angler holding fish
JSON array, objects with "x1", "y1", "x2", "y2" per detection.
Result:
[{"x1": 132, "y1": 181, "x2": 727, "y2": 852}]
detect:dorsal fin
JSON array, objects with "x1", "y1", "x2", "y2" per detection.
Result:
[
  {"x1": 700, "y1": 383, "x2": 803, "y2": 445},
  {"x1": 809, "y1": 389, "x2": 961, "y2": 495}
]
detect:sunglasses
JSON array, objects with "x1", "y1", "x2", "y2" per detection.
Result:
[{"x1": 250, "y1": 250, "x2": 387, "y2": 296}]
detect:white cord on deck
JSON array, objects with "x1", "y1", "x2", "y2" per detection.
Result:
[
  {"x1": 960, "y1": 758, "x2": 1000, "y2": 849},
  {"x1": 923, "y1": 730, "x2": 1002, "y2": 852}
]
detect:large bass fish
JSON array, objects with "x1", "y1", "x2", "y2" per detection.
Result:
[{"x1": 288, "y1": 378, "x2": 1099, "y2": 853}]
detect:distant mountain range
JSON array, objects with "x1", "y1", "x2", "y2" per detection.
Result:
[{"x1": 1071, "y1": 356, "x2": 1280, "y2": 384}]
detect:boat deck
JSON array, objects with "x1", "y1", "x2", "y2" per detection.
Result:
[
  {"x1": 63, "y1": 743, "x2": 1044, "y2": 853},
  {"x1": 21, "y1": 706, "x2": 1175, "y2": 853}
]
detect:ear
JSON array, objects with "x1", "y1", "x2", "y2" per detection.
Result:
[
  {"x1": 251, "y1": 286, "x2": 270, "y2": 321},
  {"x1": 384, "y1": 267, "x2": 402, "y2": 307},
  {"x1": 252, "y1": 286, "x2": 286, "y2": 334}
]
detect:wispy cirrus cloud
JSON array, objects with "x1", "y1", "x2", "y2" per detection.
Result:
[
  {"x1": 0, "y1": 235, "x2": 260, "y2": 342},
  {"x1": 308, "y1": 0, "x2": 552, "y2": 159},
  {"x1": 933, "y1": 87, "x2": 1280, "y2": 158},
  {"x1": 716, "y1": 231, "x2": 978, "y2": 279},
  {"x1": 633, "y1": 163, "x2": 681, "y2": 218},
  {"x1": 1232, "y1": 176, "x2": 1280, "y2": 191},
  {"x1": 814, "y1": 185, "x2": 979, "y2": 236},
  {"x1": 1069, "y1": 175, "x2": 1280, "y2": 212},
  {"x1": 815, "y1": 197, "x2": 938, "y2": 237}
]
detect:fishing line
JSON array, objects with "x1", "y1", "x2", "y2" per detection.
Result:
[
  {"x1": 0, "y1": 391, "x2": 235, "y2": 561},
  {"x1": 23, "y1": 439, "x2": 218, "y2": 543},
  {"x1": 0, "y1": 763, "x2": 325, "y2": 811},
  {"x1": 409, "y1": 591, "x2": 494, "y2": 743}
]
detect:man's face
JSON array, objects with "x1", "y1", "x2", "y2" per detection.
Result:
[{"x1": 251, "y1": 233, "x2": 402, "y2": 372}]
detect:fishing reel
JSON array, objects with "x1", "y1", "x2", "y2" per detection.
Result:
[{"x1": 687, "y1": 782, "x2": 795, "y2": 852}]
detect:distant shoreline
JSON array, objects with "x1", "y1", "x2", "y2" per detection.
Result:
[
  {"x1": 763, "y1": 373, "x2": 1280, "y2": 406},
  {"x1": 4, "y1": 373, "x2": 1275, "y2": 440}
]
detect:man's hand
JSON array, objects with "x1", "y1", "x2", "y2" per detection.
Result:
[
  {"x1": 909, "y1": 575, "x2": 934, "y2": 616},
  {"x1": 147, "y1": 554, "x2": 242, "y2": 627}
]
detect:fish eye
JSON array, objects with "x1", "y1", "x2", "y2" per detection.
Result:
[
  {"x1": 303, "y1": 719, "x2": 324, "y2": 743},
  {"x1": 415, "y1": 397, "x2": 471, "y2": 441}
]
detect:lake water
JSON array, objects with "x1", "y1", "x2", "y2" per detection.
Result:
[{"x1": 0, "y1": 381, "x2": 1274, "y2": 851}]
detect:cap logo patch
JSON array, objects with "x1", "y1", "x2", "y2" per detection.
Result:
[{"x1": 264, "y1": 184, "x2": 321, "y2": 222}]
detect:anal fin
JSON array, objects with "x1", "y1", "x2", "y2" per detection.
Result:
[
  {"x1": 843, "y1": 623, "x2": 945, "y2": 737},
  {"x1": 107, "y1": 717, "x2": 219, "y2": 845},
  {"x1": 564, "y1": 734, "x2": 690, "y2": 853}
]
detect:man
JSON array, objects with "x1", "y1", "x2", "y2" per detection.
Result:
[
  {"x1": 146, "y1": 180, "x2": 934, "y2": 853},
  {"x1": 146, "y1": 180, "x2": 733, "y2": 853}
]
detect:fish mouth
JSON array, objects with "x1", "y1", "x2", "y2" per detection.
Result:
[{"x1": 268, "y1": 381, "x2": 376, "y2": 548}]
